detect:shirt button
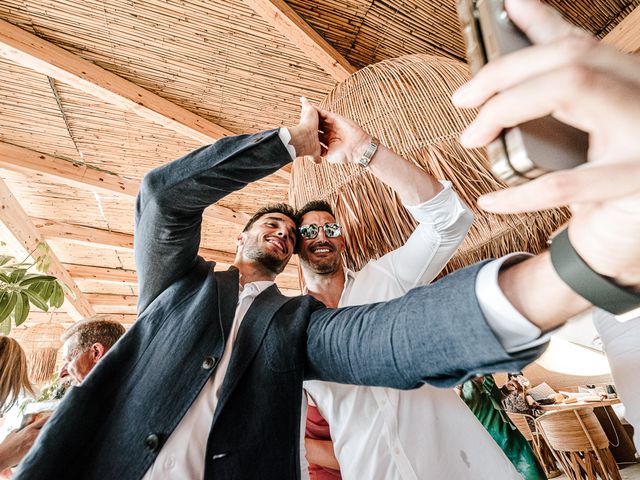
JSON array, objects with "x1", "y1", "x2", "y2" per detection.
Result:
[
  {"x1": 202, "y1": 356, "x2": 216, "y2": 370},
  {"x1": 394, "y1": 447, "x2": 401, "y2": 455},
  {"x1": 144, "y1": 433, "x2": 160, "y2": 452},
  {"x1": 164, "y1": 456, "x2": 176, "y2": 470}
]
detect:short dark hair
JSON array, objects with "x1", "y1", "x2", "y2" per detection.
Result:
[
  {"x1": 242, "y1": 203, "x2": 298, "y2": 232},
  {"x1": 296, "y1": 200, "x2": 335, "y2": 222},
  {"x1": 62, "y1": 316, "x2": 126, "y2": 351}
]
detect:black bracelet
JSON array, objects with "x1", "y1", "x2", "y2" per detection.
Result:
[{"x1": 549, "y1": 227, "x2": 640, "y2": 316}]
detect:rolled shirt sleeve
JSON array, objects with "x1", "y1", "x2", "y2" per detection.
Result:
[{"x1": 475, "y1": 254, "x2": 552, "y2": 353}]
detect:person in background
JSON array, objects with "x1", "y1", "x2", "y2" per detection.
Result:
[
  {"x1": 460, "y1": 375, "x2": 545, "y2": 480},
  {"x1": 60, "y1": 317, "x2": 126, "y2": 385},
  {"x1": 0, "y1": 337, "x2": 46, "y2": 473},
  {"x1": 502, "y1": 374, "x2": 540, "y2": 427}
]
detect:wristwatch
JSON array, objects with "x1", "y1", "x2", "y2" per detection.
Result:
[
  {"x1": 357, "y1": 137, "x2": 380, "y2": 168},
  {"x1": 550, "y1": 227, "x2": 640, "y2": 320}
]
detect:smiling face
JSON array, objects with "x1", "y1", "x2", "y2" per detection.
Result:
[
  {"x1": 298, "y1": 210, "x2": 345, "y2": 275},
  {"x1": 239, "y1": 213, "x2": 297, "y2": 275}
]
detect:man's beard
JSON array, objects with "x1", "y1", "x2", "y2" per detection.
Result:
[
  {"x1": 299, "y1": 242, "x2": 341, "y2": 275},
  {"x1": 244, "y1": 240, "x2": 288, "y2": 275}
]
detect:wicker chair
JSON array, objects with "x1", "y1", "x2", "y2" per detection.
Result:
[
  {"x1": 507, "y1": 412, "x2": 562, "y2": 478},
  {"x1": 535, "y1": 408, "x2": 622, "y2": 480}
]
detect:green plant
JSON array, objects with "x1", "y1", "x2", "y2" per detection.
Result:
[{"x1": 0, "y1": 243, "x2": 67, "y2": 335}]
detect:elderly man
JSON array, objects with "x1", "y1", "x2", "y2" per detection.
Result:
[
  {"x1": 61, "y1": 317, "x2": 126, "y2": 385},
  {"x1": 15, "y1": 2, "x2": 640, "y2": 472},
  {"x1": 296, "y1": 114, "x2": 524, "y2": 476}
]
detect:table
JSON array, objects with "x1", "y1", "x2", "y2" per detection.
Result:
[
  {"x1": 540, "y1": 398, "x2": 637, "y2": 464},
  {"x1": 539, "y1": 398, "x2": 621, "y2": 411}
]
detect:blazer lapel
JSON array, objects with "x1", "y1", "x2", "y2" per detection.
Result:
[
  {"x1": 215, "y1": 267, "x2": 239, "y2": 343},
  {"x1": 213, "y1": 284, "x2": 291, "y2": 422}
]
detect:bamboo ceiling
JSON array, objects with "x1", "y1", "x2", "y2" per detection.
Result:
[{"x1": 0, "y1": 0, "x2": 638, "y2": 340}]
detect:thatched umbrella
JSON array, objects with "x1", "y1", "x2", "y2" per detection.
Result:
[
  {"x1": 289, "y1": 54, "x2": 569, "y2": 274},
  {"x1": 20, "y1": 323, "x2": 65, "y2": 384}
]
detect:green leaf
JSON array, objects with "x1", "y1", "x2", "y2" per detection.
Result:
[
  {"x1": 24, "y1": 289, "x2": 49, "y2": 312},
  {"x1": 20, "y1": 275, "x2": 57, "y2": 287},
  {"x1": 9, "y1": 268, "x2": 27, "y2": 283},
  {"x1": 14, "y1": 292, "x2": 30, "y2": 326},
  {"x1": 0, "y1": 316, "x2": 10, "y2": 335},
  {"x1": 0, "y1": 273, "x2": 12, "y2": 284},
  {"x1": 0, "y1": 292, "x2": 17, "y2": 324},
  {"x1": 41, "y1": 281, "x2": 54, "y2": 302},
  {"x1": 0, "y1": 255, "x2": 13, "y2": 267},
  {"x1": 51, "y1": 282, "x2": 65, "y2": 308}
]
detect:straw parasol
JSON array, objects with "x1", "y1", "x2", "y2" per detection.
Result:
[
  {"x1": 20, "y1": 323, "x2": 66, "y2": 384},
  {"x1": 289, "y1": 54, "x2": 570, "y2": 274}
]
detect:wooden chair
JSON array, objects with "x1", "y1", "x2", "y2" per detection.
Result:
[
  {"x1": 507, "y1": 412, "x2": 562, "y2": 478},
  {"x1": 535, "y1": 408, "x2": 622, "y2": 480}
]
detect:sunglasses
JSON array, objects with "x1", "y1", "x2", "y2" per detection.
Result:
[{"x1": 299, "y1": 223, "x2": 342, "y2": 240}]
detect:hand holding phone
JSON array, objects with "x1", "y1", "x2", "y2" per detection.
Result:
[{"x1": 456, "y1": 0, "x2": 589, "y2": 185}]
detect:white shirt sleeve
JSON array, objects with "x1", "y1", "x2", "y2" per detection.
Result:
[
  {"x1": 364, "y1": 181, "x2": 473, "y2": 290},
  {"x1": 475, "y1": 254, "x2": 552, "y2": 353},
  {"x1": 279, "y1": 127, "x2": 297, "y2": 160}
]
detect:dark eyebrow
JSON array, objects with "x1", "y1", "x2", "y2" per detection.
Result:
[{"x1": 263, "y1": 215, "x2": 296, "y2": 236}]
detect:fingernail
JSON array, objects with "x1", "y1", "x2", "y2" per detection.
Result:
[
  {"x1": 300, "y1": 96, "x2": 307, "y2": 104},
  {"x1": 452, "y1": 84, "x2": 471, "y2": 106},
  {"x1": 477, "y1": 194, "x2": 495, "y2": 210},
  {"x1": 459, "y1": 122, "x2": 481, "y2": 146}
]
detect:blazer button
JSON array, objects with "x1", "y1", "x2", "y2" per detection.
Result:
[
  {"x1": 202, "y1": 356, "x2": 216, "y2": 370},
  {"x1": 145, "y1": 433, "x2": 160, "y2": 452}
]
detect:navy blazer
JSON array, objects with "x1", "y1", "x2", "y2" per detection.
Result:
[{"x1": 16, "y1": 129, "x2": 546, "y2": 479}]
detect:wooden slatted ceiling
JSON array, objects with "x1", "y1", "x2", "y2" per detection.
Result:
[
  {"x1": 0, "y1": 0, "x2": 335, "y2": 134},
  {"x1": 1, "y1": 0, "x2": 638, "y2": 329}
]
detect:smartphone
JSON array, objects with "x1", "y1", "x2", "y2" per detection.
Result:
[{"x1": 456, "y1": 0, "x2": 589, "y2": 185}]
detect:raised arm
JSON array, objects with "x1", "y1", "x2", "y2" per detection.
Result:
[
  {"x1": 316, "y1": 107, "x2": 473, "y2": 289},
  {"x1": 305, "y1": 261, "x2": 544, "y2": 388},
  {"x1": 135, "y1": 131, "x2": 291, "y2": 312},
  {"x1": 136, "y1": 99, "x2": 321, "y2": 312}
]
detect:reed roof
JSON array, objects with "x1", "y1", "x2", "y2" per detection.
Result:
[{"x1": 0, "y1": 0, "x2": 637, "y2": 343}]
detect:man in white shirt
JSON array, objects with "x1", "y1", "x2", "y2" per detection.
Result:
[{"x1": 297, "y1": 106, "x2": 523, "y2": 478}]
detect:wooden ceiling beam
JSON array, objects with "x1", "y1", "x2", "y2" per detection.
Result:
[
  {"x1": 64, "y1": 264, "x2": 137, "y2": 284},
  {"x1": 86, "y1": 293, "x2": 138, "y2": 307},
  {"x1": 0, "y1": 141, "x2": 249, "y2": 225},
  {"x1": 31, "y1": 216, "x2": 238, "y2": 264},
  {"x1": 603, "y1": 5, "x2": 640, "y2": 53},
  {"x1": 0, "y1": 18, "x2": 233, "y2": 142},
  {"x1": 0, "y1": 20, "x2": 291, "y2": 183},
  {"x1": 243, "y1": 0, "x2": 356, "y2": 82},
  {"x1": 0, "y1": 177, "x2": 94, "y2": 320}
]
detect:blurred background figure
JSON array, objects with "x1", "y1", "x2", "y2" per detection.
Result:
[
  {"x1": 60, "y1": 317, "x2": 126, "y2": 386},
  {"x1": 0, "y1": 337, "x2": 46, "y2": 476},
  {"x1": 460, "y1": 375, "x2": 546, "y2": 480}
]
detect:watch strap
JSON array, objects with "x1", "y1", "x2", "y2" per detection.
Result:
[
  {"x1": 357, "y1": 137, "x2": 379, "y2": 168},
  {"x1": 550, "y1": 227, "x2": 640, "y2": 316}
]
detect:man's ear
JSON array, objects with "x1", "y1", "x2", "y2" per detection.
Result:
[
  {"x1": 236, "y1": 232, "x2": 246, "y2": 247},
  {"x1": 91, "y1": 343, "x2": 107, "y2": 363}
]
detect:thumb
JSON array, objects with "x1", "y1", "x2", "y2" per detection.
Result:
[{"x1": 298, "y1": 96, "x2": 318, "y2": 129}]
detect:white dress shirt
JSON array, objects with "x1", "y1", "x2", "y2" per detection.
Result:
[{"x1": 304, "y1": 185, "x2": 524, "y2": 480}]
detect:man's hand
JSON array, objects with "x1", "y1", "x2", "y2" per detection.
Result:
[
  {"x1": 0, "y1": 415, "x2": 49, "y2": 470},
  {"x1": 452, "y1": 0, "x2": 640, "y2": 289},
  {"x1": 315, "y1": 108, "x2": 372, "y2": 165},
  {"x1": 288, "y1": 97, "x2": 322, "y2": 161}
]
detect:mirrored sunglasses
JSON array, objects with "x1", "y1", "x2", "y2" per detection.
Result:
[{"x1": 299, "y1": 223, "x2": 342, "y2": 240}]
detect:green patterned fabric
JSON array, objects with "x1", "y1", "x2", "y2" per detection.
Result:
[{"x1": 461, "y1": 376, "x2": 546, "y2": 480}]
